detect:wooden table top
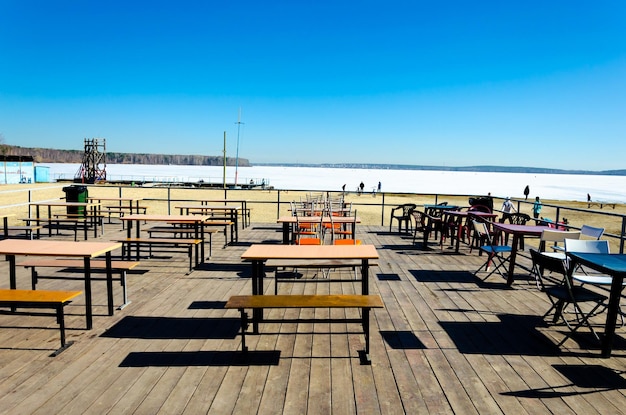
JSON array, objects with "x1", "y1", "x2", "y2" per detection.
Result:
[
  {"x1": 30, "y1": 201, "x2": 101, "y2": 207},
  {"x1": 175, "y1": 205, "x2": 241, "y2": 210},
  {"x1": 0, "y1": 239, "x2": 122, "y2": 257},
  {"x1": 120, "y1": 214, "x2": 210, "y2": 222},
  {"x1": 277, "y1": 216, "x2": 361, "y2": 223},
  {"x1": 491, "y1": 222, "x2": 550, "y2": 236},
  {"x1": 242, "y1": 244, "x2": 378, "y2": 261}
]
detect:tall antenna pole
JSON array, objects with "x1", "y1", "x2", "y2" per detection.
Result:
[
  {"x1": 222, "y1": 131, "x2": 227, "y2": 190},
  {"x1": 234, "y1": 107, "x2": 244, "y2": 187}
]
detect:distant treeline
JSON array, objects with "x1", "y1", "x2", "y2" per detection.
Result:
[{"x1": 1, "y1": 145, "x2": 250, "y2": 167}]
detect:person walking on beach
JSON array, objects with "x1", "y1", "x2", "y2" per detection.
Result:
[
  {"x1": 532, "y1": 196, "x2": 542, "y2": 220},
  {"x1": 377, "y1": 181, "x2": 382, "y2": 193},
  {"x1": 359, "y1": 181, "x2": 364, "y2": 195},
  {"x1": 342, "y1": 184, "x2": 346, "y2": 194},
  {"x1": 523, "y1": 185, "x2": 530, "y2": 200},
  {"x1": 501, "y1": 197, "x2": 516, "y2": 222}
]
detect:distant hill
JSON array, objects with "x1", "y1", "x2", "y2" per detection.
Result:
[
  {"x1": 2, "y1": 145, "x2": 250, "y2": 167},
  {"x1": 256, "y1": 162, "x2": 626, "y2": 176}
]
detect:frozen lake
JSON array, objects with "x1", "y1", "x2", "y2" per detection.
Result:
[{"x1": 41, "y1": 163, "x2": 626, "y2": 203}]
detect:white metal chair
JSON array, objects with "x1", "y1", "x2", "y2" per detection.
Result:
[
  {"x1": 539, "y1": 230, "x2": 581, "y2": 260},
  {"x1": 580, "y1": 225, "x2": 605, "y2": 240}
]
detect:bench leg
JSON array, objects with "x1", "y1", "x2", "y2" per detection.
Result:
[
  {"x1": 239, "y1": 308, "x2": 248, "y2": 353},
  {"x1": 118, "y1": 271, "x2": 131, "y2": 310},
  {"x1": 360, "y1": 307, "x2": 372, "y2": 365},
  {"x1": 52, "y1": 304, "x2": 74, "y2": 356}
]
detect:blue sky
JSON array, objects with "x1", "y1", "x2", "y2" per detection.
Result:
[{"x1": 1, "y1": 1, "x2": 624, "y2": 170}]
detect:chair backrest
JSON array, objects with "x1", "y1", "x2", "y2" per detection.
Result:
[
  {"x1": 294, "y1": 213, "x2": 323, "y2": 245},
  {"x1": 506, "y1": 212, "x2": 531, "y2": 225},
  {"x1": 530, "y1": 248, "x2": 568, "y2": 288},
  {"x1": 471, "y1": 219, "x2": 490, "y2": 240},
  {"x1": 540, "y1": 230, "x2": 581, "y2": 244},
  {"x1": 564, "y1": 239, "x2": 610, "y2": 254},
  {"x1": 580, "y1": 225, "x2": 605, "y2": 240}
]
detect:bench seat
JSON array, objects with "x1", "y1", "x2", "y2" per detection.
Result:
[
  {"x1": 0, "y1": 288, "x2": 82, "y2": 355},
  {"x1": 266, "y1": 259, "x2": 379, "y2": 294},
  {"x1": 225, "y1": 294, "x2": 384, "y2": 363},
  {"x1": 117, "y1": 238, "x2": 202, "y2": 272},
  {"x1": 16, "y1": 259, "x2": 140, "y2": 309},
  {"x1": 3, "y1": 225, "x2": 43, "y2": 239}
]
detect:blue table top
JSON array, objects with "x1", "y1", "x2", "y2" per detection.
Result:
[{"x1": 568, "y1": 253, "x2": 626, "y2": 275}]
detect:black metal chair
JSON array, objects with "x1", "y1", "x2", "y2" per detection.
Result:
[
  {"x1": 529, "y1": 248, "x2": 607, "y2": 346},
  {"x1": 389, "y1": 203, "x2": 416, "y2": 233}
]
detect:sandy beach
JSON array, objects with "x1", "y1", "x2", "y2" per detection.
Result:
[{"x1": 1, "y1": 183, "x2": 623, "y2": 239}]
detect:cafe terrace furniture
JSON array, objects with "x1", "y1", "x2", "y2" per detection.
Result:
[
  {"x1": 472, "y1": 220, "x2": 513, "y2": 280},
  {"x1": 28, "y1": 201, "x2": 103, "y2": 239},
  {"x1": 277, "y1": 215, "x2": 361, "y2": 244},
  {"x1": 0, "y1": 239, "x2": 121, "y2": 330},
  {"x1": 225, "y1": 294, "x2": 384, "y2": 364},
  {"x1": 195, "y1": 199, "x2": 250, "y2": 228},
  {"x1": 0, "y1": 288, "x2": 82, "y2": 355},
  {"x1": 241, "y1": 244, "x2": 379, "y2": 332},
  {"x1": 530, "y1": 249, "x2": 607, "y2": 346},
  {"x1": 389, "y1": 203, "x2": 416, "y2": 233},
  {"x1": 88, "y1": 197, "x2": 146, "y2": 224},
  {"x1": 566, "y1": 252, "x2": 626, "y2": 357},
  {"x1": 440, "y1": 210, "x2": 498, "y2": 253},
  {"x1": 17, "y1": 258, "x2": 140, "y2": 310},
  {"x1": 490, "y1": 222, "x2": 551, "y2": 286},
  {"x1": 120, "y1": 214, "x2": 209, "y2": 270},
  {"x1": 176, "y1": 204, "x2": 240, "y2": 243}
]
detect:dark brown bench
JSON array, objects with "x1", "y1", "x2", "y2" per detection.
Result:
[
  {"x1": 0, "y1": 288, "x2": 82, "y2": 355},
  {"x1": 225, "y1": 294, "x2": 384, "y2": 364}
]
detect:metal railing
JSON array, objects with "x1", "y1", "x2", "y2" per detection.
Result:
[{"x1": 3, "y1": 184, "x2": 625, "y2": 253}]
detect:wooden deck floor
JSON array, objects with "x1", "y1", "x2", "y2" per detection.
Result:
[{"x1": 1, "y1": 222, "x2": 626, "y2": 414}]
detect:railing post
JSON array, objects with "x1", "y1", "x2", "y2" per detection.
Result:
[
  {"x1": 167, "y1": 187, "x2": 171, "y2": 215},
  {"x1": 380, "y1": 192, "x2": 385, "y2": 226},
  {"x1": 619, "y1": 216, "x2": 626, "y2": 254},
  {"x1": 277, "y1": 190, "x2": 281, "y2": 219}
]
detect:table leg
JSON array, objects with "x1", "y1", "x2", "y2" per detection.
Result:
[
  {"x1": 251, "y1": 260, "x2": 264, "y2": 333},
  {"x1": 8, "y1": 255, "x2": 16, "y2": 289},
  {"x1": 83, "y1": 257, "x2": 93, "y2": 330},
  {"x1": 361, "y1": 259, "x2": 369, "y2": 295},
  {"x1": 602, "y1": 274, "x2": 625, "y2": 357},
  {"x1": 282, "y1": 223, "x2": 290, "y2": 244},
  {"x1": 507, "y1": 234, "x2": 519, "y2": 286},
  {"x1": 106, "y1": 252, "x2": 114, "y2": 316}
]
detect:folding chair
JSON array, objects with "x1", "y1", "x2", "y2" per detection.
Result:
[
  {"x1": 529, "y1": 249, "x2": 607, "y2": 346},
  {"x1": 472, "y1": 220, "x2": 512, "y2": 280},
  {"x1": 539, "y1": 229, "x2": 581, "y2": 260}
]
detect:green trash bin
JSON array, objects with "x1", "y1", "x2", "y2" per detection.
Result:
[{"x1": 63, "y1": 185, "x2": 89, "y2": 216}]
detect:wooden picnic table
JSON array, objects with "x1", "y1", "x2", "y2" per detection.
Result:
[{"x1": 0, "y1": 239, "x2": 122, "y2": 329}]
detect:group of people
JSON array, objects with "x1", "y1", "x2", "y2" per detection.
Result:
[
  {"x1": 344, "y1": 181, "x2": 382, "y2": 196},
  {"x1": 501, "y1": 194, "x2": 542, "y2": 219}
]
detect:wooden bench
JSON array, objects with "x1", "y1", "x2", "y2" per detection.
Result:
[
  {"x1": 117, "y1": 238, "x2": 202, "y2": 272},
  {"x1": 225, "y1": 294, "x2": 384, "y2": 364},
  {"x1": 0, "y1": 288, "x2": 82, "y2": 355},
  {"x1": 103, "y1": 205, "x2": 148, "y2": 224},
  {"x1": 16, "y1": 259, "x2": 140, "y2": 310},
  {"x1": 147, "y1": 226, "x2": 219, "y2": 257},
  {"x1": 202, "y1": 220, "x2": 236, "y2": 247},
  {"x1": 23, "y1": 217, "x2": 88, "y2": 241},
  {"x1": 2, "y1": 225, "x2": 43, "y2": 239},
  {"x1": 266, "y1": 259, "x2": 379, "y2": 294}
]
